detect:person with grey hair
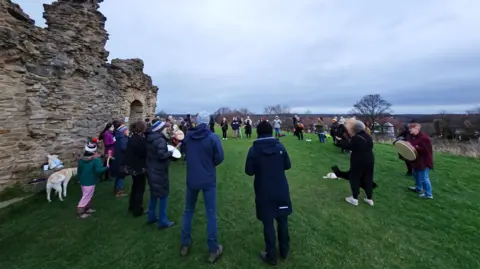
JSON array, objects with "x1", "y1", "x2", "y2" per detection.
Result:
[{"x1": 332, "y1": 119, "x2": 376, "y2": 206}]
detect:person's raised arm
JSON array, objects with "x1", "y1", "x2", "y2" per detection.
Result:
[{"x1": 245, "y1": 147, "x2": 255, "y2": 176}]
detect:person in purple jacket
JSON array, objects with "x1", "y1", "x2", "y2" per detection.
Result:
[
  {"x1": 99, "y1": 122, "x2": 115, "y2": 181},
  {"x1": 180, "y1": 111, "x2": 224, "y2": 263}
]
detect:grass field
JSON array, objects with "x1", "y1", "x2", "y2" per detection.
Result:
[{"x1": 1, "y1": 132, "x2": 479, "y2": 269}]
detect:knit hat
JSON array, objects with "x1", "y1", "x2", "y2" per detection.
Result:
[
  {"x1": 196, "y1": 111, "x2": 210, "y2": 125},
  {"x1": 117, "y1": 125, "x2": 127, "y2": 133},
  {"x1": 85, "y1": 140, "x2": 97, "y2": 152},
  {"x1": 152, "y1": 120, "x2": 166, "y2": 132}
]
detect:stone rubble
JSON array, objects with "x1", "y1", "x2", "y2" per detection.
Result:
[{"x1": 0, "y1": 0, "x2": 158, "y2": 190}]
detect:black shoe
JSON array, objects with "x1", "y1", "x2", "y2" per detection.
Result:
[{"x1": 259, "y1": 251, "x2": 277, "y2": 266}]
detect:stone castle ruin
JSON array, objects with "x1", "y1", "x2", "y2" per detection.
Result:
[{"x1": 0, "y1": 0, "x2": 158, "y2": 190}]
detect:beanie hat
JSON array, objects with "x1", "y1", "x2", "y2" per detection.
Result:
[
  {"x1": 196, "y1": 111, "x2": 210, "y2": 125},
  {"x1": 152, "y1": 120, "x2": 166, "y2": 132},
  {"x1": 85, "y1": 140, "x2": 97, "y2": 152},
  {"x1": 257, "y1": 120, "x2": 273, "y2": 137},
  {"x1": 117, "y1": 125, "x2": 127, "y2": 133}
]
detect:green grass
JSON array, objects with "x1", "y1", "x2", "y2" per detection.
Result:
[{"x1": 1, "y1": 132, "x2": 479, "y2": 269}]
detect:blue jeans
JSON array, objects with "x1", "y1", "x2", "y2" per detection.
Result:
[
  {"x1": 413, "y1": 168, "x2": 433, "y2": 197},
  {"x1": 181, "y1": 186, "x2": 218, "y2": 253},
  {"x1": 148, "y1": 196, "x2": 170, "y2": 227},
  {"x1": 115, "y1": 178, "x2": 124, "y2": 191},
  {"x1": 275, "y1": 128, "x2": 281, "y2": 136},
  {"x1": 318, "y1": 133, "x2": 326, "y2": 143}
]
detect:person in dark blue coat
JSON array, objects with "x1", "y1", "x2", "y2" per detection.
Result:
[
  {"x1": 245, "y1": 120, "x2": 292, "y2": 266},
  {"x1": 180, "y1": 111, "x2": 224, "y2": 263},
  {"x1": 146, "y1": 120, "x2": 175, "y2": 229},
  {"x1": 111, "y1": 125, "x2": 129, "y2": 197}
]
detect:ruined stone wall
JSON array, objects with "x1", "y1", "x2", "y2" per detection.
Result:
[{"x1": 0, "y1": 0, "x2": 158, "y2": 190}]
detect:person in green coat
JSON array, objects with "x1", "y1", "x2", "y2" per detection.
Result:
[{"x1": 77, "y1": 140, "x2": 109, "y2": 219}]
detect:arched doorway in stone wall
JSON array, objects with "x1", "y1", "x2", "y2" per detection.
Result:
[{"x1": 129, "y1": 100, "x2": 144, "y2": 122}]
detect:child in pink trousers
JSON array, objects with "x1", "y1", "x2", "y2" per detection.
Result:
[{"x1": 77, "y1": 140, "x2": 108, "y2": 219}]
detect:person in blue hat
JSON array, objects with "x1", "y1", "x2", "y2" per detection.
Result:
[{"x1": 145, "y1": 120, "x2": 175, "y2": 229}]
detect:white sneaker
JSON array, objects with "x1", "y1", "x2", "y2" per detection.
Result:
[
  {"x1": 363, "y1": 198, "x2": 374, "y2": 206},
  {"x1": 345, "y1": 196, "x2": 358, "y2": 206}
]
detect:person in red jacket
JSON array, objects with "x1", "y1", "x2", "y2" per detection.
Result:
[{"x1": 407, "y1": 123, "x2": 434, "y2": 199}]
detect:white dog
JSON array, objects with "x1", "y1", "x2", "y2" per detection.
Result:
[
  {"x1": 323, "y1": 172, "x2": 338, "y2": 179},
  {"x1": 46, "y1": 168, "x2": 77, "y2": 202}
]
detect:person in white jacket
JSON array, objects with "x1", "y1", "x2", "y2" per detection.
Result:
[{"x1": 273, "y1": 116, "x2": 282, "y2": 138}]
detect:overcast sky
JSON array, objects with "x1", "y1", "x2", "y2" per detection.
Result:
[{"x1": 18, "y1": 0, "x2": 480, "y2": 114}]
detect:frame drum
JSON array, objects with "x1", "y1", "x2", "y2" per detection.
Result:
[
  {"x1": 394, "y1": 140, "x2": 417, "y2": 161},
  {"x1": 167, "y1": 145, "x2": 181, "y2": 159},
  {"x1": 173, "y1": 130, "x2": 185, "y2": 141}
]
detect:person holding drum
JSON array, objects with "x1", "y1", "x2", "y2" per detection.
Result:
[
  {"x1": 334, "y1": 118, "x2": 375, "y2": 206},
  {"x1": 406, "y1": 123, "x2": 434, "y2": 199},
  {"x1": 395, "y1": 124, "x2": 413, "y2": 176}
]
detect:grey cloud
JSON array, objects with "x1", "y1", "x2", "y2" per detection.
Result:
[{"x1": 18, "y1": 0, "x2": 480, "y2": 114}]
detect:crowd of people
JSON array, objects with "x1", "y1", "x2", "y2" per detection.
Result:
[{"x1": 73, "y1": 111, "x2": 434, "y2": 265}]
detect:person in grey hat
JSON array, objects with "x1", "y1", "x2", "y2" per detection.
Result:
[{"x1": 180, "y1": 111, "x2": 225, "y2": 263}]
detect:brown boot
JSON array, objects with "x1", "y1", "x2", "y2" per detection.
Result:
[{"x1": 208, "y1": 245, "x2": 223, "y2": 263}]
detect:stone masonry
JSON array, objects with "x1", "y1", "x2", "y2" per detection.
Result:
[{"x1": 0, "y1": 0, "x2": 158, "y2": 190}]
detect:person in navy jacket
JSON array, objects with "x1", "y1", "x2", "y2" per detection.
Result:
[
  {"x1": 180, "y1": 111, "x2": 225, "y2": 263},
  {"x1": 245, "y1": 120, "x2": 292, "y2": 266}
]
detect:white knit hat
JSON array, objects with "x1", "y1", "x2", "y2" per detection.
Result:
[{"x1": 85, "y1": 141, "x2": 97, "y2": 152}]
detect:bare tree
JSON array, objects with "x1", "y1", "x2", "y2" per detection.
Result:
[
  {"x1": 350, "y1": 94, "x2": 392, "y2": 127},
  {"x1": 305, "y1": 109, "x2": 312, "y2": 114},
  {"x1": 264, "y1": 104, "x2": 291, "y2": 115},
  {"x1": 238, "y1": 108, "x2": 252, "y2": 116},
  {"x1": 466, "y1": 106, "x2": 480, "y2": 115}
]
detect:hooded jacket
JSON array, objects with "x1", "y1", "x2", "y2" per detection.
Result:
[
  {"x1": 146, "y1": 131, "x2": 172, "y2": 198},
  {"x1": 184, "y1": 124, "x2": 224, "y2": 189},
  {"x1": 77, "y1": 154, "x2": 107, "y2": 186},
  {"x1": 245, "y1": 136, "x2": 292, "y2": 221}
]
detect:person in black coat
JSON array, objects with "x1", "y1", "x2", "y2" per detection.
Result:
[
  {"x1": 333, "y1": 119, "x2": 376, "y2": 206},
  {"x1": 292, "y1": 115, "x2": 298, "y2": 138},
  {"x1": 146, "y1": 120, "x2": 175, "y2": 229},
  {"x1": 330, "y1": 118, "x2": 339, "y2": 144},
  {"x1": 123, "y1": 120, "x2": 148, "y2": 217},
  {"x1": 396, "y1": 124, "x2": 413, "y2": 176},
  {"x1": 335, "y1": 119, "x2": 348, "y2": 153},
  {"x1": 245, "y1": 120, "x2": 292, "y2": 266},
  {"x1": 209, "y1": 115, "x2": 215, "y2": 132},
  {"x1": 220, "y1": 118, "x2": 228, "y2": 140}
]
